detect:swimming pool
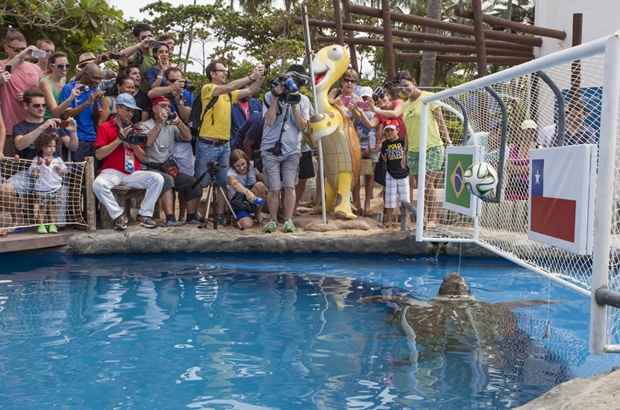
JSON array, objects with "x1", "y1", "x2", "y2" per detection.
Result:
[{"x1": 0, "y1": 253, "x2": 617, "y2": 409}]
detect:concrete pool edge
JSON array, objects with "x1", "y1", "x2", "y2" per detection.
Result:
[{"x1": 66, "y1": 228, "x2": 496, "y2": 257}]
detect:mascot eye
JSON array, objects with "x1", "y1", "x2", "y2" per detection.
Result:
[{"x1": 327, "y1": 46, "x2": 344, "y2": 61}]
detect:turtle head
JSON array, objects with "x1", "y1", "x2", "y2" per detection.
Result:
[{"x1": 437, "y1": 273, "x2": 472, "y2": 298}]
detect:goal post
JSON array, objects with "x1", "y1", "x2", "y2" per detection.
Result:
[{"x1": 415, "y1": 32, "x2": 620, "y2": 354}]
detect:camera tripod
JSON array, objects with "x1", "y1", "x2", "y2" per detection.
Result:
[{"x1": 193, "y1": 163, "x2": 241, "y2": 230}]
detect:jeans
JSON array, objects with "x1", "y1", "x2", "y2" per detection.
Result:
[{"x1": 194, "y1": 142, "x2": 230, "y2": 188}]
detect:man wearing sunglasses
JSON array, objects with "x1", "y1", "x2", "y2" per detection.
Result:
[{"x1": 0, "y1": 29, "x2": 44, "y2": 157}]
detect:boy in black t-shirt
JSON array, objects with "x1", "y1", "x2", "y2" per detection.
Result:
[{"x1": 380, "y1": 120, "x2": 410, "y2": 228}]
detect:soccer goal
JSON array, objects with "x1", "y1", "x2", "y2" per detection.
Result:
[
  {"x1": 0, "y1": 158, "x2": 87, "y2": 231},
  {"x1": 415, "y1": 32, "x2": 620, "y2": 354}
]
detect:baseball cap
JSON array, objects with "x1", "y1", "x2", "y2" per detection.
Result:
[
  {"x1": 152, "y1": 96, "x2": 171, "y2": 106},
  {"x1": 77, "y1": 52, "x2": 96, "y2": 69},
  {"x1": 286, "y1": 64, "x2": 306, "y2": 76},
  {"x1": 384, "y1": 119, "x2": 398, "y2": 130},
  {"x1": 116, "y1": 93, "x2": 142, "y2": 110},
  {"x1": 358, "y1": 86, "x2": 373, "y2": 98},
  {"x1": 520, "y1": 119, "x2": 537, "y2": 130}
]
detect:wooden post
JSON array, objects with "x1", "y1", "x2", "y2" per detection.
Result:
[
  {"x1": 455, "y1": 9, "x2": 566, "y2": 40},
  {"x1": 342, "y1": 0, "x2": 358, "y2": 72},
  {"x1": 382, "y1": 0, "x2": 396, "y2": 82},
  {"x1": 333, "y1": 0, "x2": 344, "y2": 45},
  {"x1": 472, "y1": 0, "x2": 488, "y2": 77},
  {"x1": 85, "y1": 156, "x2": 96, "y2": 232},
  {"x1": 570, "y1": 13, "x2": 583, "y2": 105}
]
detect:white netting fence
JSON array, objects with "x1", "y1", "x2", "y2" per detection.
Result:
[
  {"x1": 416, "y1": 34, "x2": 620, "y2": 351},
  {"x1": 0, "y1": 158, "x2": 87, "y2": 231}
]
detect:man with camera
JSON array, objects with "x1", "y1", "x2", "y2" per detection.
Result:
[
  {"x1": 60, "y1": 63, "x2": 105, "y2": 162},
  {"x1": 140, "y1": 96, "x2": 202, "y2": 226},
  {"x1": 120, "y1": 23, "x2": 159, "y2": 93},
  {"x1": 194, "y1": 62, "x2": 266, "y2": 224},
  {"x1": 147, "y1": 67, "x2": 194, "y2": 124},
  {"x1": 261, "y1": 64, "x2": 311, "y2": 234},
  {"x1": 93, "y1": 93, "x2": 164, "y2": 230}
]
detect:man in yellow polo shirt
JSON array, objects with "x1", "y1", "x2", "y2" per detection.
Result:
[{"x1": 194, "y1": 62, "x2": 265, "y2": 223}]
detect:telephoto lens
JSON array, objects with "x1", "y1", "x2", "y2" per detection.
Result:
[{"x1": 252, "y1": 197, "x2": 265, "y2": 206}]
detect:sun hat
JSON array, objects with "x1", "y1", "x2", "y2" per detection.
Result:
[
  {"x1": 384, "y1": 119, "x2": 398, "y2": 130},
  {"x1": 77, "y1": 52, "x2": 96, "y2": 69},
  {"x1": 520, "y1": 119, "x2": 537, "y2": 130},
  {"x1": 358, "y1": 86, "x2": 373, "y2": 98},
  {"x1": 116, "y1": 93, "x2": 142, "y2": 110}
]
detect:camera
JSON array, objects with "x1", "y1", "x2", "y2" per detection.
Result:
[
  {"x1": 166, "y1": 112, "x2": 177, "y2": 123},
  {"x1": 119, "y1": 121, "x2": 147, "y2": 145},
  {"x1": 270, "y1": 72, "x2": 309, "y2": 105},
  {"x1": 149, "y1": 40, "x2": 162, "y2": 49},
  {"x1": 78, "y1": 85, "x2": 90, "y2": 93},
  {"x1": 99, "y1": 79, "x2": 116, "y2": 95},
  {"x1": 182, "y1": 79, "x2": 195, "y2": 93},
  {"x1": 109, "y1": 53, "x2": 122, "y2": 60},
  {"x1": 268, "y1": 141, "x2": 283, "y2": 156},
  {"x1": 372, "y1": 86, "x2": 385, "y2": 101}
]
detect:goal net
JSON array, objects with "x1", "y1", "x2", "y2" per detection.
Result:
[
  {"x1": 415, "y1": 32, "x2": 620, "y2": 354},
  {"x1": 0, "y1": 158, "x2": 87, "y2": 231}
]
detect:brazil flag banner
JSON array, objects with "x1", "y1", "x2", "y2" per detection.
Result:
[{"x1": 444, "y1": 146, "x2": 483, "y2": 217}]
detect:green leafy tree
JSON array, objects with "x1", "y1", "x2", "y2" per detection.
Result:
[{"x1": 0, "y1": 0, "x2": 125, "y2": 69}]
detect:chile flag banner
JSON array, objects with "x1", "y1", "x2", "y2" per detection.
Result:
[{"x1": 528, "y1": 144, "x2": 596, "y2": 255}]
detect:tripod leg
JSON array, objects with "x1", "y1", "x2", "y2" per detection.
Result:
[
  {"x1": 218, "y1": 187, "x2": 243, "y2": 230},
  {"x1": 200, "y1": 185, "x2": 212, "y2": 229}
]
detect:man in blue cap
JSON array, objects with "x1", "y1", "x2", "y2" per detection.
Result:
[{"x1": 93, "y1": 93, "x2": 164, "y2": 230}]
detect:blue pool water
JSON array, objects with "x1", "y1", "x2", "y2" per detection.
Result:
[{"x1": 0, "y1": 252, "x2": 617, "y2": 409}]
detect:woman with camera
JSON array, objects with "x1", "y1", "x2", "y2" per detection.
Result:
[{"x1": 227, "y1": 149, "x2": 268, "y2": 230}]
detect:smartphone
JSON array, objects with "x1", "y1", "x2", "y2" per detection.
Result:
[
  {"x1": 4, "y1": 65, "x2": 12, "y2": 73},
  {"x1": 32, "y1": 50, "x2": 46, "y2": 58},
  {"x1": 58, "y1": 120, "x2": 70, "y2": 128},
  {"x1": 109, "y1": 53, "x2": 122, "y2": 60},
  {"x1": 356, "y1": 100, "x2": 370, "y2": 110},
  {"x1": 343, "y1": 96, "x2": 352, "y2": 106},
  {"x1": 149, "y1": 40, "x2": 162, "y2": 49}
]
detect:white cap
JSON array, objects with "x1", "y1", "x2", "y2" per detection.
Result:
[
  {"x1": 521, "y1": 119, "x2": 537, "y2": 130},
  {"x1": 358, "y1": 86, "x2": 373, "y2": 98}
]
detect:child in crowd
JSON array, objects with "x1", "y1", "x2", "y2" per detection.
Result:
[
  {"x1": 227, "y1": 149, "x2": 268, "y2": 230},
  {"x1": 380, "y1": 120, "x2": 410, "y2": 228},
  {"x1": 29, "y1": 133, "x2": 67, "y2": 234}
]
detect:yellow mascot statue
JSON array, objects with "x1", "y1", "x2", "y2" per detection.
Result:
[{"x1": 307, "y1": 45, "x2": 361, "y2": 219}]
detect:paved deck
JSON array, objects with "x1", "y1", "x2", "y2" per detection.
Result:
[{"x1": 0, "y1": 228, "x2": 82, "y2": 254}]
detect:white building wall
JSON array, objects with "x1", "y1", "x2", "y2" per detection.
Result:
[{"x1": 535, "y1": 0, "x2": 620, "y2": 57}]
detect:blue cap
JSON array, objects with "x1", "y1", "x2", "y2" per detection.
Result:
[{"x1": 116, "y1": 93, "x2": 141, "y2": 110}]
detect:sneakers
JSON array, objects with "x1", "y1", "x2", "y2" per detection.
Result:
[
  {"x1": 283, "y1": 219, "x2": 296, "y2": 233},
  {"x1": 185, "y1": 219, "x2": 202, "y2": 225},
  {"x1": 48, "y1": 224, "x2": 58, "y2": 234},
  {"x1": 263, "y1": 219, "x2": 278, "y2": 233},
  {"x1": 165, "y1": 218, "x2": 183, "y2": 227},
  {"x1": 37, "y1": 225, "x2": 47, "y2": 234},
  {"x1": 138, "y1": 215, "x2": 158, "y2": 229},
  {"x1": 114, "y1": 215, "x2": 127, "y2": 230}
]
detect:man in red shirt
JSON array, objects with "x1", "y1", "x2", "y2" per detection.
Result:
[{"x1": 92, "y1": 93, "x2": 164, "y2": 230}]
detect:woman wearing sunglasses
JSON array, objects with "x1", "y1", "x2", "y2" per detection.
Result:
[{"x1": 38, "y1": 52, "x2": 80, "y2": 119}]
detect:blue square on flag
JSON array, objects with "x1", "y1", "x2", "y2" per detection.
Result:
[{"x1": 531, "y1": 159, "x2": 544, "y2": 197}]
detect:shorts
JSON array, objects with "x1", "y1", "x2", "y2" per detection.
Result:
[
  {"x1": 7, "y1": 170, "x2": 34, "y2": 197},
  {"x1": 406, "y1": 145, "x2": 445, "y2": 175},
  {"x1": 262, "y1": 151, "x2": 301, "y2": 192},
  {"x1": 298, "y1": 150, "x2": 315, "y2": 180},
  {"x1": 234, "y1": 209, "x2": 252, "y2": 220},
  {"x1": 36, "y1": 189, "x2": 60, "y2": 205},
  {"x1": 384, "y1": 173, "x2": 410, "y2": 208}
]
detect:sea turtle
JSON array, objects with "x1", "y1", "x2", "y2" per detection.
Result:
[
  {"x1": 360, "y1": 272, "x2": 562, "y2": 368},
  {"x1": 306, "y1": 45, "x2": 361, "y2": 219}
]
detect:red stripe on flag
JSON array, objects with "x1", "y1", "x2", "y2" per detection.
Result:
[{"x1": 531, "y1": 196, "x2": 576, "y2": 243}]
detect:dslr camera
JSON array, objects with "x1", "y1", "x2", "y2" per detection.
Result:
[
  {"x1": 182, "y1": 79, "x2": 195, "y2": 93},
  {"x1": 270, "y1": 72, "x2": 310, "y2": 105},
  {"x1": 120, "y1": 121, "x2": 147, "y2": 145}
]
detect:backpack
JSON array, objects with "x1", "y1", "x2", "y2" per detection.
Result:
[{"x1": 188, "y1": 91, "x2": 232, "y2": 137}]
